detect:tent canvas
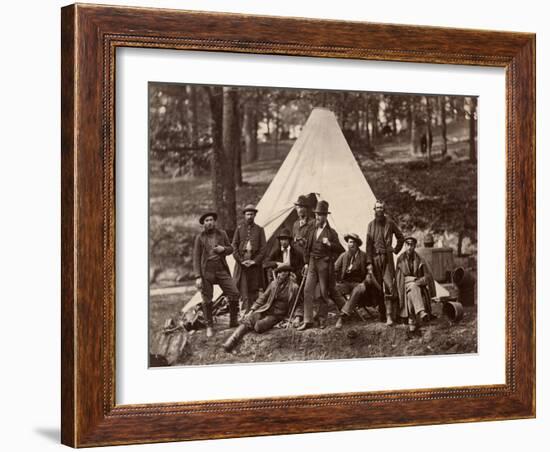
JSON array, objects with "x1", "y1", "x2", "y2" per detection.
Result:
[{"x1": 183, "y1": 107, "x2": 448, "y2": 312}]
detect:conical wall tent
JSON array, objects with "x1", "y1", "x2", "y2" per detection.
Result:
[
  {"x1": 254, "y1": 108, "x2": 377, "y2": 245},
  {"x1": 182, "y1": 107, "x2": 448, "y2": 310}
]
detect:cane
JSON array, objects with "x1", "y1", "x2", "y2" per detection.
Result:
[{"x1": 286, "y1": 274, "x2": 306, "y2": 329}]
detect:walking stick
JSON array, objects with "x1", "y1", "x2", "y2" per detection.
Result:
[{"x1": 286, "y1": 274, "x2": 306, "y2": 329}]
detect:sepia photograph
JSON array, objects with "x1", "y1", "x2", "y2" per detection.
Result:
[{"x1": 148, "y1": 83, "x2": 478, "y2": 367}]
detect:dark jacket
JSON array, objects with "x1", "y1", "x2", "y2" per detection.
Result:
[
  {"x1": 365, "y1": 217, "x2": 405, "y2": 265},
  {"x1": 304, "y1": 222, "x2": 343, "y2": 263},
  {"x1": 250, "y1": 278, "x2": 299, "y2": 318},
  {"x1": 192, "y1": 228, "x2": 233, "y2": 279},
  {"x1": 232, "y1": 222, "x2": 267, "y2": 290},
  {"x1": 395, "y1": 251, "x2": 436, "y2": 317},
  {"x1": 292, "y1": 216, "x2": 315, "y2": 260},
  {"x1": 334, "y1": 249, "x2": 369, "y2": 283},
  {"x1": 263, "y1": 244, "x2": 302, "y2": 275},
  {"x1": 231, "y1": 222, "x2": 267, "y2": 264}
]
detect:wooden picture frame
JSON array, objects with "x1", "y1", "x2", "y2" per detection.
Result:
[{"x1": 61, "y1": 3, "x2": 535, "y2": 447}]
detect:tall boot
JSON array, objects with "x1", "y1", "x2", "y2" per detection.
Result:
[
  {"x1": 384, "y1": 296, "x2": 394, "y2": 326},
  {"x1": 223, "y1": 324, "x2": 250, "y2": 352},
  {"x1": 229, "y1": 299, "x2": 239, "y2": 328},
  {"x1": 202, "y1": 301, "x2": 214, "y2": 337}
]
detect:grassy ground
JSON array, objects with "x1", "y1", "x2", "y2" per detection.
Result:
[{"x1": 150, "y1": 288, "x2": 477, "y2": 366}]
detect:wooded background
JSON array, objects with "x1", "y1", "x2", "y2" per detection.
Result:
[
  {"x1": 149, "y1": 84, "x2": 477, "y2": 227},
  {"x1": 149, "y1": 84, "x2": 478, "y2": 286}
]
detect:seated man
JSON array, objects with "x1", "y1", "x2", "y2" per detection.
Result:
[
  {"x1": 263, "y1": 228, "x2": 302, "y2": 277},
  {"x1": 334, "y1": 233, "x2": 374, "y2": 328},
  {"x1": 223, "y1": 265, "x2": 299, "y2": 352},
  {"x1": 264, "y1": 227, "x2": 304, "y2": 326},
  {"x1": 395, "y1": 236, "x2": 436, "y2": 337}
]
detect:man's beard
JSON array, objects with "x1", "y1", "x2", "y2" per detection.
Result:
[
  {"x1": 375, "y1": 212, "x2": 385, "y2": 222},
  {"x1": 245, "y1": 218, "x2": 254, "y2": 225}
]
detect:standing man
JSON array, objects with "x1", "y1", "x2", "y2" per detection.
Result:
[
  {"x1": 395, "y1": 236, "x2": 436, "y2": 337},
  {"x1": 292, "y1": 195, "x2": 315, "y2": 262},
  {"x1": 289, "y1": 195, "x2": 315, "y2": 326},
  {"x1": 365, "y1": 200, "x2": 405, "y2": 325},
  {"x1": 232, "y1": 204, "x2": 267, "y2": 314},
  {"x1": 333, "y1": 233, "x2": 374, "y2": 328},
  {"x1": 193, "y1": 212, "x2": 240, "y2": 337},
  {"x1": 298, "y1": 200, "x2": 346, "y2": 330}
]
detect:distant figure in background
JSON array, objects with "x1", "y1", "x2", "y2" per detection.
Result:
[
  {"x1": 365, "y1": 200, "x2": 404, "y2": 325},
  {"x1": 223, "y1": 265, "x2": 298, "y2": 352},
  {"x1": 193, "y1": 212, "x2": 240, "y2": 337},
  {"x1": 298, "y1": 200, "x2": 346, "y2": 330},
  {"x1": 395, "y1": 236, "x2": 436, "y2": 337},
  {"x1": 334, "y1": 233, "x2": 373, "y2": 328},
  {"x1": 420, "y1": 129, "x2": 433, "y2": 155},
  {"x1": 232, "y1": 204, "x2": 267, "y2": 314}
]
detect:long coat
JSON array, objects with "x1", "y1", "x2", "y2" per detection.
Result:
[
  {"x1": 231, "y1": 222, "x2": 267, "y2": 293},
  {"x1": 395, "y1": 251, "x2": 436, "y2": 318},
  {"x1": 250, "y1": 278, "x2": 299, "y2": 318},
  {"x1": 334, "y1": 249, "x2": 369, "y2": 283},
  {"x1": 192, "y1": 228, "x2": 233, "y2": 279},
  {"x1": 365, "y1": 217, "x2": 405, "y2": 266}
]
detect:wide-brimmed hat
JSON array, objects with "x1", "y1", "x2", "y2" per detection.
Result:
[
  {"x1": 274, "y1": 264, "x2": 293, "y2": 274},
  {"x1": 294, "y1": 195, "x2": 310, "y2": 207},
  {"x1": 313, "y1": 200, "x2": 330, "y2": 214},
  {"x1": 277, "y1": 228, "x2": 292, "y2": 240},
  {"x1": 242, "y1": 204, "x2": 258, "y2": 214},
  {"x1": 344, "y1": 232, "x2": 363, "y2": 247},
  {"x1": 404, "y1": 236, "x2": 418, "y2": 245},
  {"x1": 199, "y1": 211, "x2": 218, "y2": 225}
]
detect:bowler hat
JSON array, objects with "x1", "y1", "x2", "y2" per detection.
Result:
[
  {"x1": 242, "y1": 204, "x2": 258, "y2": 214},
  {"x1": 404, "y1": 236, "x2": 418, "y2": 245},
  {"x1": 199, "y1": 211, "x2": 218, "y2": 225},
  {"x1": 274, "y1": 264, "x2": 293, "y2": 274},
  {"x1": 313, "y1": 200, "x2": 330, "y2": 215},
  {"x1": 277, "y1": 228, "x2": 292, "y2": 240},
  {"x1": 344, "y1": 232, "x2": 363, "y2": 247},
  {"x1": 294, "y1": 195, "x2": 310, "y2": 207}
]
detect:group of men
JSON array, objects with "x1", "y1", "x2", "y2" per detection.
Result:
[{"x1": 192, "y1": 196, "x2": 436, "y2": 352}]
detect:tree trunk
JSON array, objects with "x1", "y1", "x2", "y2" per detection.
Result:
[
  {"x1": 469, "y1": 97, "x2": 478, "y2": 163},
  {"x1": 243, "y1": 99, "x2": 258, "y2": 163},
  {"x1": 408, "y1": 98, "x2": 417, "y2": 155},
  {"x1": 274, "y1": 109, "x2": 280, "y2": 156},
  {"x1": 440, "y1": 96, "x2": 448, "y2": 156},
  {"x1": 370, "y1": 95, "x2": 379, "y2": 144},
  {"x1": 364, "y1": 95, "x2": 371, "y2": 152},
  {"x1": 186, "y1": 85, "x2": 199, "y2": 177},
  {"x1": 426, "y1": 96, "x2": 433, "y2": 167},
  {"x1": 341, "y1": 92, "x2": 348, "y2": 130},
  {"x1": 222, "y1": 87, "x2": 241, "y2": 211},
  {"x1": 206, "y1": 86, "x2": 229, "y2": 230}
]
